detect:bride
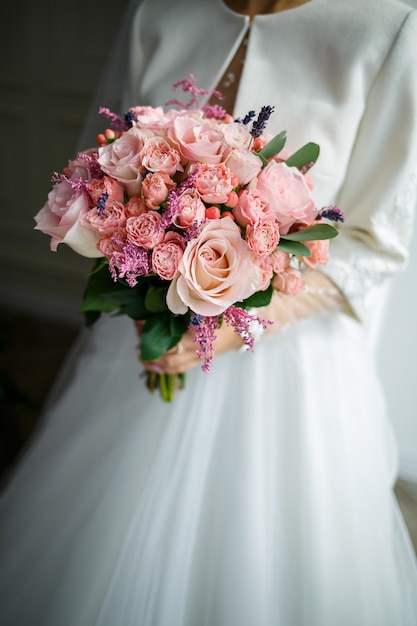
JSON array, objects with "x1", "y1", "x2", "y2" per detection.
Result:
[{"x1": 1, "y1": 0, "x2": 417, "y2": 624}]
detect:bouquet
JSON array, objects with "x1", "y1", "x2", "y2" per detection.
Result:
[{"x1": 35, "y1": 75, "x2": 344, "y2": 401}]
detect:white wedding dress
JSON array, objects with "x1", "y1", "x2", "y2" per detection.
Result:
[{"x1": 1, "y1": 1, "x2": 417, "y2": 625}]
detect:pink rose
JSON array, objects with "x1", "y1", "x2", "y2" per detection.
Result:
[
  {"x1": 124, "y1": 194, "x2": 147, "y2": 217},
  {"x1": 219, "y1": 122, "x2": 252, "y2": 150},
  {"x1": 172, "y1": 188, "x2": 206, "y2": 229},
  {"x1": 139, "y1": 136, "x2": 183, "y2": 176},
  {"x1": 97, "y1": 228, "x2": 127, "y2": 258},
  {"x1": 225, "y1": 149, "x2": 262, "y2": 186},
  {"x1": 98, "y1": 127, "x2": 145, "y2": 196},
  {"x1": 167, "y1": 218, "x2": 262, "y2": 316},
  {"x1": 88, "y1": 176, "x2": 125, "y2": 204},
  {"x1": 194, "y1": 163, "x2": 234, "y2": 204},
  {"x1": 233, "y1": 189, "x2": 272, "y2": 227},
  {"x1": 256, "y1": 161, "x2": 317, "y2": 235},
  {"x1": 151, "y1": 232, "x2": 185, "y2": 280},
  {"x1": 34, "y1": 181, "x2": 101, "y2": 258},
  {"x1": 125, "y1": 212, "x2": 164, "y2": 250},
  {"x1": 169, "y1": 116, "x2": 226, "y2": 164},
  {"x1": 246, "y1": 218, "x2": 280, "y2": 257},
  {"x1": 272, "y1": 268, "x2": 305, "y2": 295},
  {"x1": 63, "y1": 151, "x2": 95, "y2": 179},
  {"x1": 270, "y1": 248, "x2": 290, "y2": 273},
  {"x1": 254, "y1": 255, "x2": 274, "y2": 291},
  {"x1": 302, "y1": 238, "x2": 330, "y2": 270},
  {"x1": 81, "y1": 199, "x2": 127, "y2": 236},
  {"x1": 141, "y1": 171, "x2": 176, "y2": 210}
]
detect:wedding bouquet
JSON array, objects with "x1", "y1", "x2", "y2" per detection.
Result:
[{"x1": 35, "y1": 75, "x2": 343, "y2": 401}]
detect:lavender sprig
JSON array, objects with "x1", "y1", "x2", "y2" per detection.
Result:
[
  {"x1": 251, "y1": 105, "x2": 275, "y2": 138},
  {"x1": 317, "y1": 205, "x2": 345, "y2": 223}
]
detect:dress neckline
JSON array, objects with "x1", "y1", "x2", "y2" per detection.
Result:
[{"x1": 219, "y1": 0, "x2": 312, "y2": 21}]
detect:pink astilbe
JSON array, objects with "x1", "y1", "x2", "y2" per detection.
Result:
[
  {"x1": 189, "y1": 314, "x2": 220, "y2": 373},
  {"x1": 160, "y1": 168, "x2": 200, "y2": 230},
  {"x1": 51, "y1": 173, "x2": 90, "y2": 194},
  {"x1": 76, "y1": 152, "x2": 103, "y2": 180},
  {"x1": 202, "y1": 103, "x2": 228, "y2": 120},
  {"x1": 166, "y1": 74, "x2": 223, "y2": 111},
  {"x1": 223, "y1": 305, "x2": 272, "y2": 352},
  {"x1": 98, "y1": 107, "x2": 127, "y2": 132},
  {"x1": 108, "y1": 237, "x2": 150, "y2": 287}
]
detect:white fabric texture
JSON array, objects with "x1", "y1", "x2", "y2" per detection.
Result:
[{"x1": 1, "y1": 0, "x2": 417, "y2": 624}]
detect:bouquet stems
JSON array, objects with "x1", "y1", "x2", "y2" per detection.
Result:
[{"x1": 146, "y1": 372, "x2": 186, "y2": 402}]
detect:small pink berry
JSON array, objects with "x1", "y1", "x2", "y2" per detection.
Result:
[
  {"x1": 96, "y1": 133, "x2": 106, "y2": 146},
  {"x1": 205, "y1": 206, "x2": 221, "y2": 219},
  {"x1": 104, "y1": 128, "x2": 116, "y2": 140},
  {"x1": 222, "y1": 211, "x2": 235, "y2": 220}
]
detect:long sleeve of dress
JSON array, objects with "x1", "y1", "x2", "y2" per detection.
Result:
[{"x1": 321, "y1": 8, "x2": 417, "y2": 322}]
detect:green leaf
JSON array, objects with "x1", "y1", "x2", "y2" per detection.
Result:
[
  {"x1": 140, "y1": 313, "x2": 189, "y2": 361},
  {"x1": 238, "y1": 284, "x2": 273, "y2": 309},
  {"x1": 144, "y1": 285, "x2": 169, "y2": 313},
  {"x1": 257, "y1": 130, "x2": 287, "y2": 161},
  {"x1": 277, "y1": 239, "x2": 311, "y2": 256},
  {"x1": 285, "y1": 142, "x2": 320, "y2": 171},
  {"x1": 283, "y1": 223, "x2": 339, "y2": 241},
  {"x1": 80, "y1": 264, "x2": 123, "y2": 313}
]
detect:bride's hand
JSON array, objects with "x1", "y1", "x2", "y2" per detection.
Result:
[{"x1": 134, "y1": 320, "x2": 244, "y2": 375}]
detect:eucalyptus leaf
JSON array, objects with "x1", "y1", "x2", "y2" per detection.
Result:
[
  {"x1": 285, "y1": 142, "x2": 320, "y2": 171},
  {"x1": 145, "y1": 285, "x2": 169, "y2": 313},
  {"x1": 238, "y1": 284, "x2": 273, "y2": 309},
  {"x1": 277, "y1": 239, "x2": 311, "y2": 256},
  {"x1": 258, "y1": 130, "x2": 287, "y2": 161},
  {"x1": 283, "y1": 223, "x2": 339, "y2": 241}
]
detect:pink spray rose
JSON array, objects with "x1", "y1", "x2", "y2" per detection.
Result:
[
  {"x1": 167, "y1": 218, "x2": 262, "y2": 316},
  {"x1": 88, "y1": 176, "x2": 125, "y2": 204},
  {"x1": 151, "y1": 232, "x2": 185, "y2": 280},
  {"x1": 125, "y1": 212, "x2": 164, "y2": 250},
  {"x1": 219, "y1": 122, "x2": 252, "y2": 150},
  {"x1": 256, "y1": 161, "x2": 317, "y2": 235},
  {"x1": 172, "y1": 188, "x2": 206, "y2": 229},
  {"x1": 302, "y1": 238, "x2": 330, "y2": 270},
  {"x1": 139, "y1": 136, "x2": 183, "y2": 176},
  {"x1": 124, "y1": 194, "x2": 147, "y2": 217},
  {"x1": 270, "y1": 248, "x2": 291, "y2": 273},
  {"x1": 34, "y1": 181, "x2": 101, "y2": 258},
  {"x1": 141, "y1": 171, "x2": 176, "y2": 210},
  {"x1": 246, "y1": 218, "x2": 280, "y2": 257},
  {"x1": 81, "y1": 199, "x2": 127, "y2": 236},
  {"x1": 194, "y1": 163, "x2": 235, "y2": 204},
  {"x1": 98, "y1": 126, "x2": 146, "y2": 196},
  {"x1": 272, "y1": 267, "x2": 305, "y2": 296}
]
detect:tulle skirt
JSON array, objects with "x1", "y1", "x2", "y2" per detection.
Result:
[{"x1": 1, "y1": 311, "x2": 417, "y2": 625}]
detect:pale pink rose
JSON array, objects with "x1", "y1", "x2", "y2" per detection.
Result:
[
  {"x1": 141, "y1": 171, "x2": 176, "y2": 210},
  {"x1": 63, "y1": 150, "x2": 95, "y2": 179},
  {"x1": 172, "y1": 188, "x2": 206, "y2": 229},
  {"x1": 98, "y1": 126, "x2": 146, "y2": 196},
  {"x1": 88, "y1": 176, "x2": 125, "y2": 204},
  {"x1": 254, "y1": 255, "x2": 274, "y2": 291},
  {"x1": 125, "y1": 212, "x2": 164, "y2": 250},
  {"x1": 139, "y1": 136, "x2": 183, "y2": 176},
  {"x1": 34, "y1": 181, "x2": 102, "y2": 258},
  {"x1": 130, "y1": 105, "x2": 182, "y2": 133},
  {"x1": 246, "y1": 218, "x2": 280, "y2": 257},
  {"x1": 225, "y1": 148, "x2": 263, "y2": 186},
  {"x1": 270, "y1": 248, "x2": 290, "y2": 273},
  {"x1": 151, "y1": 232, "x2": 185, "y2": 280},
  {"x1": 169, "y1": 116, "x2": 226, "y2": 164},
  {"x1": 302, "y1": 238, "x2": 330, "y2": 269},
  {"x1": 272, "y1": 268, "x2": 305, "y2": 295},
  {"x1": 166, "y1": 218, "x2": 262, "y2": 316},
  {"x1": 256, "y1": 161, "x2": 317, "y2": 234},
  {"x1": 124, "y1": 194, "x2": 147, "y2": 217},
  {"x1": 219, "y1": 122, "x2": 252, "y2": 150},
  {"x1": 194, "y1": 163, "x2": 234, "y2": 204},
  {"x1": 82, "y1": 199, "x2": 127, "y2": 236},
  {"x1": 233, "y1": 188, "x2": 272, "y2": 227}
]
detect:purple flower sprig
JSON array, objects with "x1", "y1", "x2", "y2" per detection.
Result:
[
  {"x1": 235, "y1": 110, "x2": 256, "y2": 125},
  {"x1": 223, "y1": 305, "x2": 272, "y2": 351},
  {"x1": 250, "y1": 105, "x2": 275, "y2": 138},
  {"x1": 189, "y1": 314, "x2": 219, "y2": 373},
  {"x1": 160, "y1": 168, "x2": 200, "y2": 230},
  {"x1": 51, "y1": 173, "x2": 90, "y2": 194},
  {"x1": 98, "y1": 107, "x2": 130, "y2": 132},
  {"x1": 97, "y1": 193, "x2": 109, "y2": 217},
  {"x1": 109, "y1": 237, "x2": 151, "y2": 287},
  {"x1": 166, "y1": 73, "x2": 223, "y2": 111},
  {"x1": 317, "y1": 205, "x2": 345, "y2": 223}
]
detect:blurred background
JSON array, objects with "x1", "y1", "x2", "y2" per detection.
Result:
[{"x1": 0, "y1": 0, "x2": 416, "y2": 547}]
